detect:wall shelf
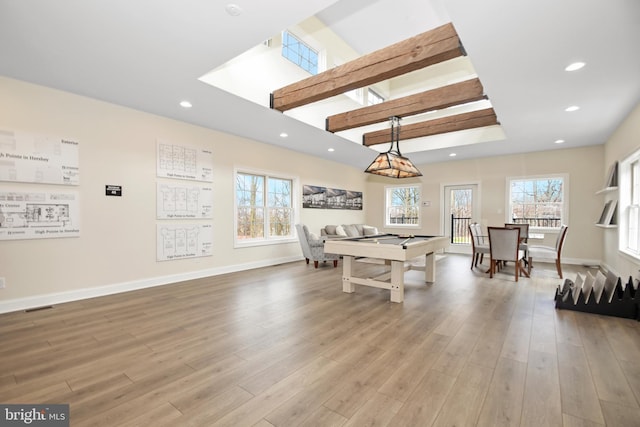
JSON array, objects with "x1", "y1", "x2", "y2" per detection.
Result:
[
  {"x1": 595, "y1": 186, "x2": 618, "y2": 195},
  {"x1": 595, "y1": 223, "x2": 618, "y2": 229},
  {"x1": 595, "y1": 162, "x2": 618, "y2": 227}
]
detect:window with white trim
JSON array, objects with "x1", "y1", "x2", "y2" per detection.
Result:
[
  {"x1": 235, "y1": 170, "x2": 296, "y2": 245},
  {"x1": 368, "y1": 89, "x2": 384, "y2": 106},
  {"x1": 385, "y1": 185, "x2": 421, "y2": 226},
  {"x1": 619, "y1": 151, "x2": 640, "y2": 258},
  {"x1": 507, "y1": 175, "x2": 567, "y2": 229}
]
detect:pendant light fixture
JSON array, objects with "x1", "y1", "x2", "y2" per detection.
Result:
[{"x1": 364, "y1": 116, "x2": 422, "y2": 178}]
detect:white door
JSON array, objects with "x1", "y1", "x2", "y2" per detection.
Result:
[{"x1": 443, "y1": 184, "x2": 479, "y2": 254}]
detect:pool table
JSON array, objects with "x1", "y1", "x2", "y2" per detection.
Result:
[{"x1": 323, "y1": 234, "x2": 447, "y2": 303}]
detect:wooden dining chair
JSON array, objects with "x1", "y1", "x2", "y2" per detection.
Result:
[
  {"x1": 469, "y1": 223, "x2": 489, "y2": 269},
  {"x1": 505, "y1": 223, "x2": 529, "y2": 242},
  {"x1": 505, "y1": 222, "x2": 530, "y2": 265},
  {"x1": 528, "y1": 224, "x2": 568, "y2": 278},
  {"x1": 488, "y1": 226, "x2": 527, "y2": 281}
]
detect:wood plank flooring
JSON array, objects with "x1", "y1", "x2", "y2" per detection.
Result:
[{"x1": 1, "y1": 254, "x2": 640, "y2": 426}]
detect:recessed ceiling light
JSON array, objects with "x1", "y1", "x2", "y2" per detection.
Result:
[
  {"x1": 555, "y1": 139, "x2": 565, "y2": 144},
  {"x1": 449, "y1": 153, "x2": 457, "y2": 157},
  {"x1": 565, "y1": 62, "x2": 586, "y2": 71},
  {"x1": 179, "y1": 100, "x2": 192, "y2": 108},
  {"x1": 565, "y1": 105, "x2": 580, "y2": 112},
  {"x1": 328, "y1": 148, "x2": 335, "y2": 152},
  {"x1": 279, "y1": 132, "x2": 288, "y2": 138},
  {"x1": 225, "y1": 3, "x2": 243, "y2": 16}
]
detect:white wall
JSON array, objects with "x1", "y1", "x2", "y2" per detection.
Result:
[
  {"x1": 1, "y1": 74, "x2": 628, "y2": 312},
  {"x1": 0, "y1": 76, "x2": 367, "y2": 312},
  {"x1": 200, "y1": 16, "x2": 371, "y2": 135},
  {"x1": 603, "y1": 102, "x2": 640, "y2": 278},
  {"x1": 364, "y1": 145, "x2": 605, "y2": 265}
]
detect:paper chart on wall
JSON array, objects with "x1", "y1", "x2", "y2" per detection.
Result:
[
  {"x1": 156, "y1": 140, "x2": 213, "y2": 182},
  {"x1": 0, "y1": 189, "x2": 80, "y2": 240},
  {"x1": 157, "y1": 183, "x2": 213, "y2": 219},
  {"x1": 0, "y1": 129, "x2": 80, "y2": 185},
  {"x1": 156, "y1": 223, "x2": 212, "y2": 261}
]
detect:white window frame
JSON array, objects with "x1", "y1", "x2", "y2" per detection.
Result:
[
  {"x1": 619, "y1": 150, "x2": 640, "y2": 260},
  {"x1": 344, "y1": 87, "x2": 364, "y2": 105},
  {"x1": 506, "y1": 174, "x2": 569, "y2": 231},
  {"x1": 234, "y1": 167, "x2": 299, "y2": 248},
  {"x1": 367, "y1": 88, "x2": 385, "y2": 106},
  {"x1": 385, "y1": 184, "x2": 421, "y2": 228},
  {"x1": 281, "y1": 30, "x2": 326, "y2": 75}
]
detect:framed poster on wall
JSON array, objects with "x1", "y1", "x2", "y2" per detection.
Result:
[{"x1": 303, "y1": 185, "x2": 362, "y2": 210}]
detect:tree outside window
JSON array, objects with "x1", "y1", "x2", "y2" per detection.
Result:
[
  {"x1": 268, "y1": 178, "x2": 292, "y2": 237},
  {"x1": 236, "y1": 172, "x2": 294, "y2": 242},
  {"x1": 509, "y1": 176, "x2": 565, "y2": 228},
  {"x1": 386, "y1": 185, "x2": 420, "y2": 226}
]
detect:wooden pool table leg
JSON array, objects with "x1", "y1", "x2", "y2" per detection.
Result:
[
  {"x1": 342, "y1": 255, "x2": 355, "y2": 294},
  {"x1": 390, "y1": 260, "x2": 404, "y2": 303},
  {"x1": 424, "y1": 252, "x2": 436, "y2": 282}
]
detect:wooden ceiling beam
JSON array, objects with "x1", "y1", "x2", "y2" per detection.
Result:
[
  {"x1": 325, "y1": 78, "x2": 485, "y2": 132},
  {"x1": 270, "y1": 23, "x2": 464, "y2": 112},
  {"x1": 362, "y1": 108, "x2": 498, "y2": 147}
]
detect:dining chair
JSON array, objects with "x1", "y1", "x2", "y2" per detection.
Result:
[
  {"x1": 469, "y1": 223, "x2": 489, "y2": 269},
  {"x1": 505, "y1": 222, "x2": 530, "y2": 264},
  {"x1": 488, "y1": 226, "x2": 527, "y2": 281},
  {"x1": 527, "y1": 224, "x2": 568, "y2": 278},
  {"x1": 505, "y1": 223, "x2": 529, "y2": 242}
]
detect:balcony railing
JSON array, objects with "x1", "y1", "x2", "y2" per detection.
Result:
[
  {"x1": 451, "y1": 216, "x2": 562, "y2": 245},
  {"x1": 389, "y1": 216, "x2": 419, "y2": 225},
  {"x1": 451, "y1": 215, "x2": 471, "y2": 244},
  {"x1": 510, "y1": 217, "x2": 562, "y2": 227}
]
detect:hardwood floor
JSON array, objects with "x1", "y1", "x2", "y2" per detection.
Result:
[{"x1": 1, "y1": 254, "x2": 640, "y2": 426}]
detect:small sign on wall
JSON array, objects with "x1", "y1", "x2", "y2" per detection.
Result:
[{"x1": 105, "y1": 185, "x2": 122, "y2": 196}]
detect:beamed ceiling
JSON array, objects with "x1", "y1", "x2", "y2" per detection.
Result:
[
  {"x1": 0, "y1": 0, "x2": 638, "y2": 169},
  {"x1": 270, "y1": 23, "x2": 499, "y2": 148},
  {"x1": 363, "y1": 108, "x2": 498, "y2": 147}
]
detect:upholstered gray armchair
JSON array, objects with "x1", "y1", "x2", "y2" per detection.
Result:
[{"x1": 295, "y1": 224, "x2": 339, "y2": 268}]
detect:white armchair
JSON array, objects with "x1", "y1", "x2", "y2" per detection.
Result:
[{"x1": 295, "y1": 224, "x2": 339, "y2": 268}]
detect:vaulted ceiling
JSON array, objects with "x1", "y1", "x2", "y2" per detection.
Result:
[
  {"x1": 0, "y1": 0, "x2": 638, "y2": 169},
  {"x1": 270, "y1": 23, "x2": 499, "y2": 148}
]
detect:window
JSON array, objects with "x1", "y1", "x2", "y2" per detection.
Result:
[
  {"x1": 368, "y1": 89, "x2": 384, "y2": 106},
  {"x1": 344, "y1": 87, "x2": 364, "y2": 105},
  {"x1": 235, "y1": 170, "x2": 296, "y2": 245},
  {"x1": 508, "y1": 175, "x2": 567, "y2": 229},
  {"x1": 619, "y1": 151, "x2": 640, "y2": 258},
  {"x1": 282, "y1": 31, "x2": 318, "y2": 75},
  {"x1": 385, "y1": 185, "x2": 420, "y2": 226}
]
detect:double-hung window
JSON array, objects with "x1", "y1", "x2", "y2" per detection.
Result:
[
  {"x1": 385, "y1": 185, "x2": 421, "y2": 227},
  {"x1": 619, "y1": 151, "x2": 640, "y2": 258},
  {"x1": 235, "y1": 170, "x2": 296, "y2": 246},
  {"x1": 507, "y1": 175, "x2": 567, "y2": 229}
]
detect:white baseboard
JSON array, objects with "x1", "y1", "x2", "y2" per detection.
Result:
[
  {"x1": 562, "y1": 257, "x2": 602, "y2": 268},
  {"x1": 0, "y1": 254, "x2": 606, "y2": 314},
  {"x1": 0, "y1": 255, "x2": 302, "y2": 314}
]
